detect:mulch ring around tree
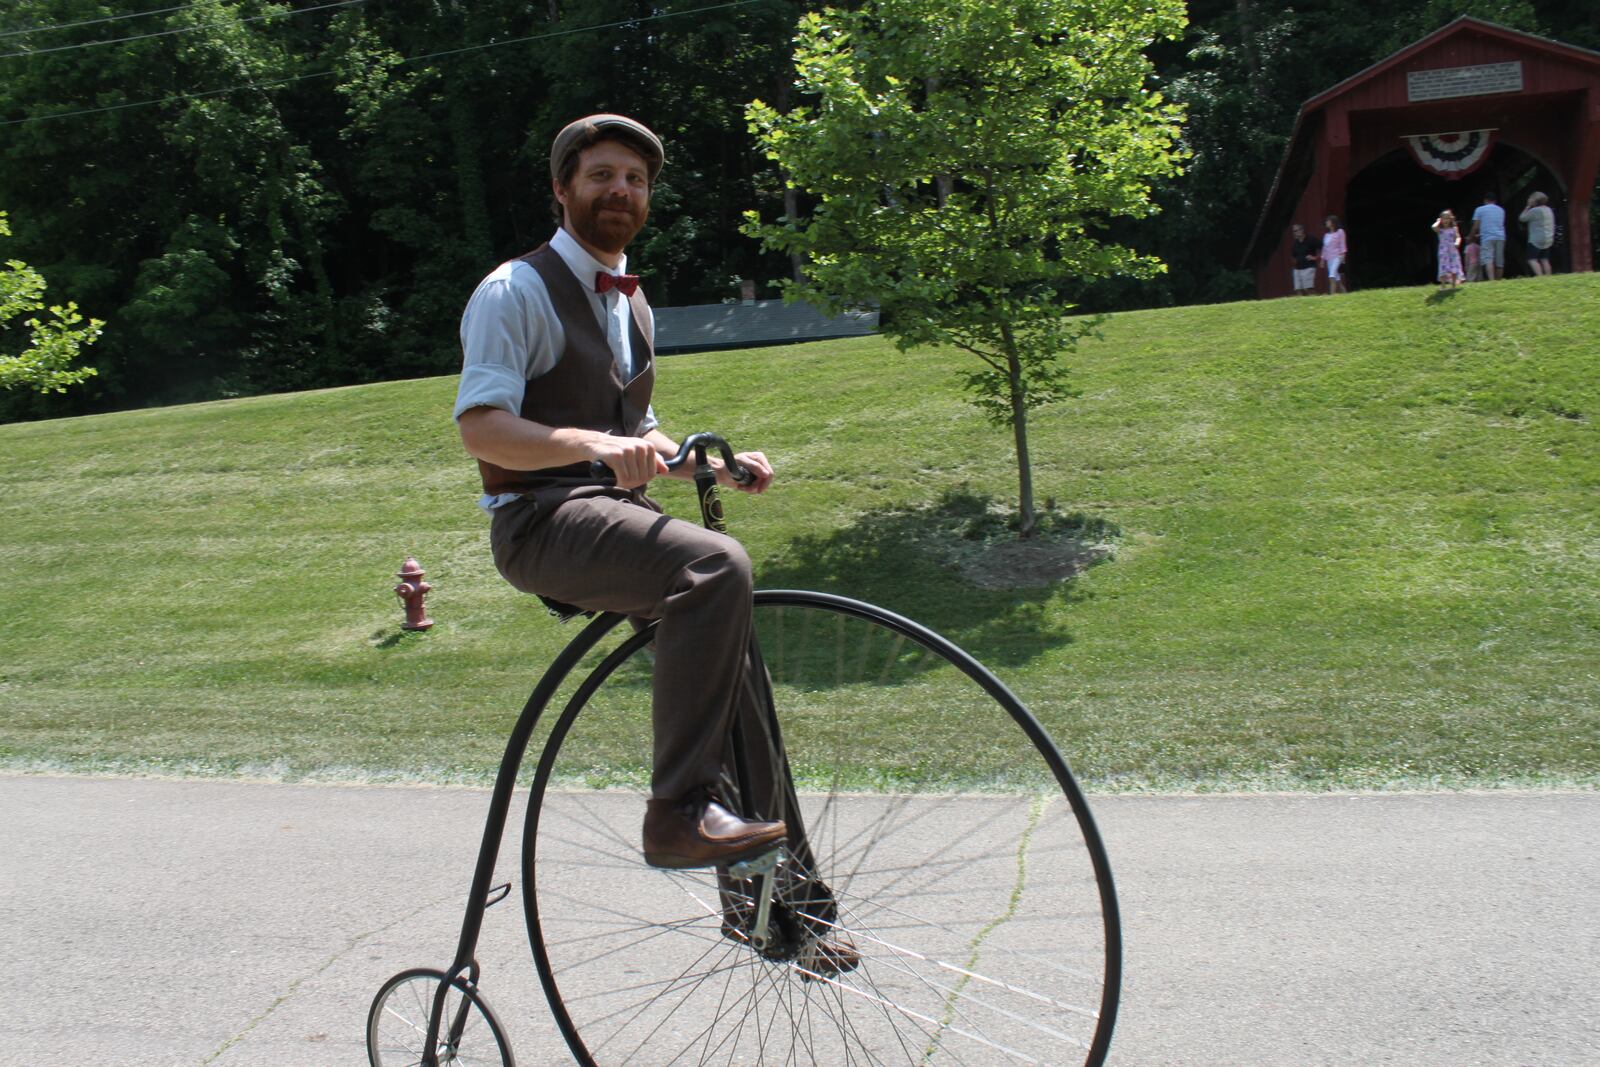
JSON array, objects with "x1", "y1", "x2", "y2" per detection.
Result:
[{"x1": 913, "y1": 488, "x2": 1119, "y2": 591}]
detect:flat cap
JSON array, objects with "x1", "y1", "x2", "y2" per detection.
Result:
[{"x1": 550, "y1": 114, "x2": 664, "y2": 184}]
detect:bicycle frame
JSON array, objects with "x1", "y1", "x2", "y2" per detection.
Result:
[
  {"x1": 411, "y1": 432, "x2": 1123, "y2": 1065},
  {"x1": 416, "y1": 435, "x2": 740, "y2": 1065}
]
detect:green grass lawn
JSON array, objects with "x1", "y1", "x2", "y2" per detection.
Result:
[{"x1": 2, "y1": 276, "x2": 1597, "y2": 790}]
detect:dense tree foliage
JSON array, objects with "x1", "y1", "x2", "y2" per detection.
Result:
[
  {"x1": 0, "y1": 0, "x2": 1594, "y2": 421},
  {"x1": 0, "y1": 0, "x2": 811, "y2": 419}
]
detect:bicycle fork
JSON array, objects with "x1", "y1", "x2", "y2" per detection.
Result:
[{"x1": 692, "y1": 448, "x2": 727, "y2": 533}]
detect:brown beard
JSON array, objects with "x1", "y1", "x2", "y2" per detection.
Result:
[{"x1": 565, "y1": 193, "x2": 647, "y2": 256}]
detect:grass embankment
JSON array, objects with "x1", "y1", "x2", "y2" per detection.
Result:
[{"x1": 2, "y1": 276, "x2": 1597, "y2": 790}]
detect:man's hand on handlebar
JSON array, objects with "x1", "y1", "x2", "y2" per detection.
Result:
[
  {"x1": 590, "y1": 432, "x2": 774, "y2": 494},
  {"x1": 590, "y1": 435, "x2": 669, "y2": 490},
  {"x1": 723, "y1": 451, "x2": 773, "y2": 494}
]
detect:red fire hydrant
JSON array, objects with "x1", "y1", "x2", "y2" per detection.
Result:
[{"x1": 394, "y1": 556, "x2": 434, "y2": 631}]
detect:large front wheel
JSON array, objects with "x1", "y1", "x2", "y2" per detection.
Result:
[{"x1": 523, "y1": 591, "x2": 1121, "y2": 1065}]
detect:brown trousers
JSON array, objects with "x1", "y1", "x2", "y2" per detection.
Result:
[{"x1": 490, "y1": 491, "x2": 757, "y2": 803}]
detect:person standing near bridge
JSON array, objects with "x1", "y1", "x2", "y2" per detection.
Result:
[
  {"x1": 1470, "y1": 191, "x2": 1507, "y2": 281},
  {"x1": 1321, "y1": 215, "x2": 1349, "y2": 295},
  {"x1": 1519, "y1": 191, "x2": 1556, "y2": 276},
  {"x1": 1288, "y1": 223, "x2": 1320, "y2": 296},
  {"x1": 1432, "y1": 209, "x2": 1463, "y2": 289}
]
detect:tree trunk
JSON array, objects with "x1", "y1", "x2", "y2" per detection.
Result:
[
  {"x1": 776, "y1": 69, "x2": 806, "y2": 282},
  {"x1": 783, "y1": 186, "x2": 805, "y2": 282},
  {"x1": 998, "y1": 320, "x2": 1037, "y2": 538},
  {"x1": 1236, "y1": 0, "x2": 1259, "y2": 78},
  {"x1": 449, "y1": 92, "x2": 492, "y2": 263},
  {"x1": 925, "y1": 77, "x2": 954, "y2": 207}
]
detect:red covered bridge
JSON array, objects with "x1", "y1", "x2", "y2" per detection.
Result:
[{"x1": 1244, "y1": 17, "x2": 1600, "y2": 297}]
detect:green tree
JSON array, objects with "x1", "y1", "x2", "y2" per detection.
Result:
[
  {"x1": 0, "y1": 0, "x2": 339, "y2": 406},
  {"x1": 746, "y1": 0, "x2": 1187, "y2": 535},
  {"x1": 0, "y1": 211, "x2": 101, "y2": 393}
]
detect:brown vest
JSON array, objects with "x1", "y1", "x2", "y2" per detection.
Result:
[{"x1": 477, "y1": 243, "x2": 656, "y2": 497}]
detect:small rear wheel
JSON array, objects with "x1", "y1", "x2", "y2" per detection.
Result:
[{"x1": 367, "y1": 967, "x2": 512, "y2": 1067}]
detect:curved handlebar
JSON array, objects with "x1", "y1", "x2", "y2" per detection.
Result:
[{"x1": 589, "y1": 432, "x2": 755, "y2": 486}]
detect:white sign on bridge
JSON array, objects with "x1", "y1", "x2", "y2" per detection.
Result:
[{"x1": 1407, "y1": 61, "x2": 1524, "y2": 102}]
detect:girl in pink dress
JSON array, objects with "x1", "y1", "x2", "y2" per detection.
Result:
[
  {"x1": 1321, "y1": 215, "x2": 1349, "y2": 294},
  {"x1": 1432, "y1": 210, "x2": 1463, "y2": 288}
]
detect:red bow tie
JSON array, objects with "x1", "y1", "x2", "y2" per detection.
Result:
[{"x1": 595, "y1": 272, "x2": 640, "y2": 297}]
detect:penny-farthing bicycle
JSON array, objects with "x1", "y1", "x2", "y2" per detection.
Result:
[{"x1": 367, "y1": 433, "x2": 1122, "y2": 1066}]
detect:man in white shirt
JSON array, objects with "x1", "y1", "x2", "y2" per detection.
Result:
[
  {"x1": 453, "y1": 115, "x2": 787, "y2": 871},
  {"x1": 1519, "y1": 191, "x2": 1556, "y2": 276}
]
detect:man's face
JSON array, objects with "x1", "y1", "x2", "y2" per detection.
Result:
[
  {"x1": 1292, "y1": 226, "x2": 1304, "y2": 238},
  {"x1": 555, "y1": 139, "x2": 651, "y2": 256}
]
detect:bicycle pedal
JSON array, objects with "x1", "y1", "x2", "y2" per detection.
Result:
[{"x1": 726, "y1": 845, "x2": 784, "y2": 880}]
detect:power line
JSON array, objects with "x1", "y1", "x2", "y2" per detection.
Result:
[
  {"x1": 1, "y1": 1, "x2": 221, "y2": 41},
  {"x1": 0, "y1": 0, "x2": 368, "y2": 60},
  {"x1": 0, "y1": 0, "x2": 771, "y2": 127},
  {"x1": 3, "y1": 71, "x2": 339, "y2": 127},
  {"x1": 410, "y1": 0, "x2": 769, "y2": 65}
]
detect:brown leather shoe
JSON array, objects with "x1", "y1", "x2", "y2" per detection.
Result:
[{"x1": 642, "y1": 794, "x2": 786, "y2": 870}]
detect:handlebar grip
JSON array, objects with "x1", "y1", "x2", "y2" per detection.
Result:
[
  {"x1": 588, "y1": 433, "x2": 754, "y2": 486},
  {"x1": 590, "y1": 458, "x2": 754, "y2": 485}
]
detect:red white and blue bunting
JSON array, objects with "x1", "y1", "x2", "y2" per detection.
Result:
[{"x1": 1404, "y1": 130, "x2": 1495, "y2": 180}]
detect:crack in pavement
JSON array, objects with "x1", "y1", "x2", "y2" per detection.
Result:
[{"x1": 199, "y1": 887, "x2": 464, "y2": 1064}]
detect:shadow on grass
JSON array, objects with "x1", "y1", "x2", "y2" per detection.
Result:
[
  {"x1": 754, "y1": 487, "x2": 1117, "y2": 672},
  {"x1": 369, "y1": 628, "x2": 428, "y2": 651},
  {"x1": 1425, "y1": 287, "x2": 1462, "y2": 305}
]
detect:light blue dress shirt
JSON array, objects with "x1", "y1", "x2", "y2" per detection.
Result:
[{"x1": 454, "y1": 227, "x2": 658, "y2": 509}]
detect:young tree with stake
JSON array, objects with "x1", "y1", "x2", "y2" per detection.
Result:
[{"x1": 746, "y1": 0, "x2": 1186, "y2": 536}]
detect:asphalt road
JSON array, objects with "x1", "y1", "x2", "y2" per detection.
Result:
[{"x1": 1, "y1": 775, "x2": 1595, "y2": 1066}]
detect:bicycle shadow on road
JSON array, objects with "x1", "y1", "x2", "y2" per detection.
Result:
[{"x1": 754, "y1": 487, "x2": 1116, "y2": 672}]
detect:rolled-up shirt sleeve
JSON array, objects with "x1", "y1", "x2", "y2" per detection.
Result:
[
  {"x1": 453, "y1": 262, "x2": 559, "y2": 421},
  {"x1": 454, "y1": 362, "x2": 524, "y2": 420}
]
